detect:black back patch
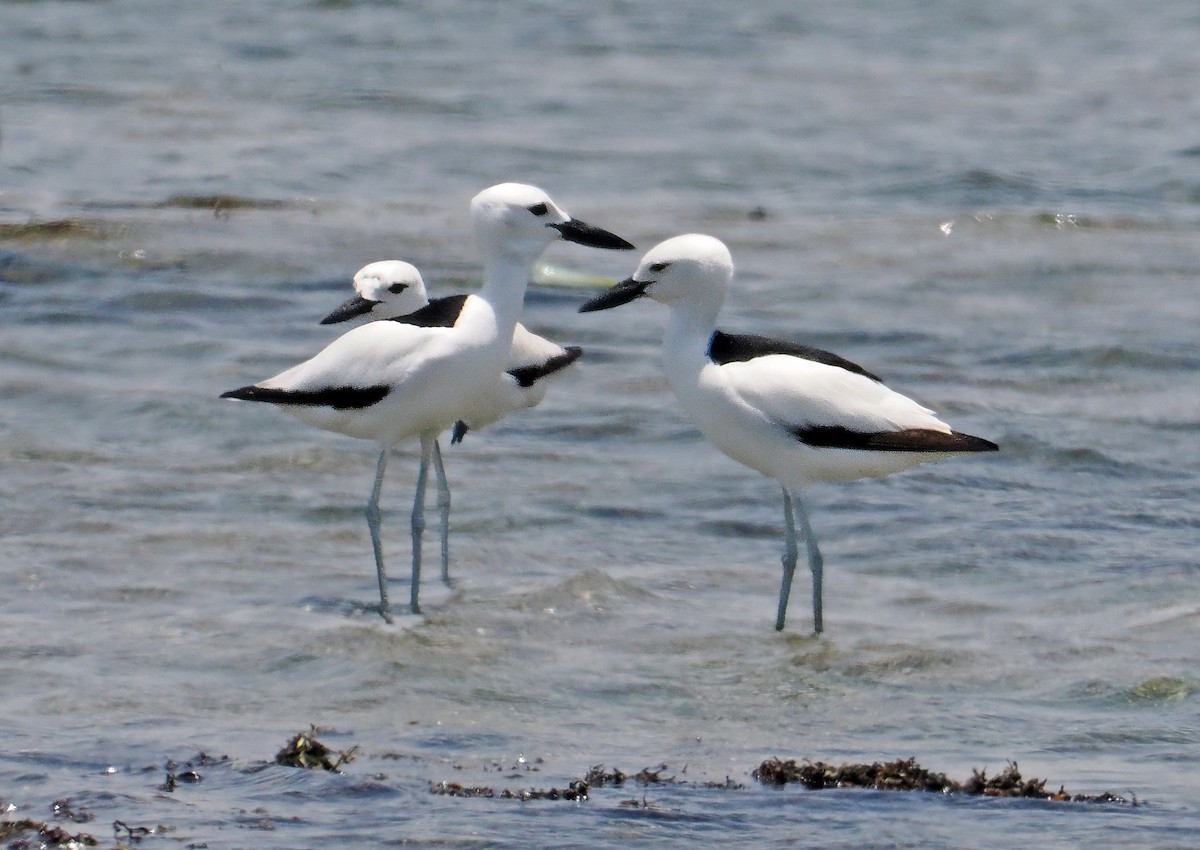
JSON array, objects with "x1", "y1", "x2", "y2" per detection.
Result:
[
  {"x1": 390, "y1": 294, "x2": 470, "y2": 328},
  {"x1": 220, "y1": 384, "x2": 390, "y2": 410},
  {"x1": 708, "y1": 330, "x2": 882, "y2": 383},
  {"x1": 507, "y1": 345, "x2": 583, "y2": 388},
  {"x1": 793, "y1": 424, "x2": 998, "y2": 453}
]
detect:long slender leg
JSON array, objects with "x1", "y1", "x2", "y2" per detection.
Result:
[
  {"x1": 430, "y1": 438, "x2": 452, "y2": 586},
  {"x1": 790, "y1": 489, "x2": 825, "y2": 635},
  {"x1": 410, "y1": 435, "x2": 434, "y2": 615},
  {"x1": 776, "y1": 487, "x2": 799, "y2": 632},
  {"x1": 366, "y1": 447, "x2": 393, "y2": 624}
]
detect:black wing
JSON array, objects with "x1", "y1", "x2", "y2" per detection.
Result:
[
  {"x1": 507, "y1": 345, "x2": 583, "y2": 388},
  {"x1": 793, "y1": 424, "x2": 998, "y2": 452},
  {"x1": 708, "y1": 330, "x2": 883, "y2": 383},
  {"x1": 220, "y1": 384, "x2": 390, "y2": 410},
  {"x1": 390, "y1": 294, "x2": 470, "y2": 328}
]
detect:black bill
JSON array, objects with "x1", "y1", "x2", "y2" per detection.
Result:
[
  {"x1": 578, "y1": 277, "x2": 652, "y2": 312},
  {"x1": 548, "y1": 219, "x2": 635, "y2": 251},
  {"x1": 320, "y1": 295, "x2": 380, "y2": 325}
]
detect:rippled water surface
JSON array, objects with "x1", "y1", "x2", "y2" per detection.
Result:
[{"x1": 2, "y1": 2, "x2": 1199, "y2": 847}]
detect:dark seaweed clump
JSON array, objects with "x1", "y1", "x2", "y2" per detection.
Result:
[
  {"x1": 585, "y1": 763, "x2": 674, "y2": 786},
  {"x1": 752, "y1": 757, "x2": 1133, "y2": 804},
  {"x1": 429, "y1": 762, "x2": 750, "y2": 804},
  {"x1": 431, "y1": 779, "x2": 592, "y2": 801},
  {"x1": 1, "y1": 799, "x2": 99, "y2": 848},
  {"x1": 425, "y1": 758, "x2": 1132, "y2": 806},
  {"x1": 0, "y1": 818, "x2": 98, "y2": 848},
  {"x1": 2, "y1": 797, "x2": 172, "y2": 847},
  {"x1": 429, "y1": 763, "x2": 681, "y2": 802},
  {"x1": 274, "y1": 726, "x2": 359, "y2": 772}
]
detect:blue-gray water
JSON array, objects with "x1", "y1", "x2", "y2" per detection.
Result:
[{"x1": 2, "y1": 2, "x2": 1198, "y2": 847}]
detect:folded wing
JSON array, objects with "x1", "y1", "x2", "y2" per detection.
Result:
[{"x1": 719, "y1": 352, "x2": 995, "y2": 453}]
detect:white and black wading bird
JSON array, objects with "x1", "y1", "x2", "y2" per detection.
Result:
[
  {"x1": 222, "y1": 184, "x2": 633, "y2": 623},
  {"x1": 579, "y1": 233, "x2": 997, "y2": 633},
  {"x1": 317, "y1": 259, "x2": 586, "y2": 586}
]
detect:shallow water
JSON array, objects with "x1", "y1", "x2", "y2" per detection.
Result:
[{"x1": 2, "y1": 1, "x2": 1199, "y2": 847}]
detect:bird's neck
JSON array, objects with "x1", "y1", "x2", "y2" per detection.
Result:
[
  {"x1": 663, "y1": 305, "x2": 720, "y2": 388},
  {"x1": 664, "y1": 303, "x2": 719, "y2": 356},
  {"x1": 476, "y1": 255, "x2": 533, "y2": 336}
]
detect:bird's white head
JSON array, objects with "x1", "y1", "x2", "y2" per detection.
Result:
[
  {"x1": 578, "y1": 233, "x2": 733, "y2": 318},
  {"x1": 320, "y1": 260, "x2": 429, "y2": 324},
  {"x1": 353, "y1": 261, "x2": 428, "y2": 312},
  {"x1": 469, "y1": 182, "x2": 633, "y2": 265}
]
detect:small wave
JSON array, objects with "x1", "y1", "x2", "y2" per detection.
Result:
[
  {"x1": 112, "y1": 289, "x2": 286, "y2": 313},
  {"x1": 156, "y1": 194, "x2": 306, "y2": 212},
  {"x1": 839, "y1": 642, "x2": 973, "y2": 680},
  {"x1": 986, "y1": 343, "x2": 1200, "y2": 372},
  {"x1": 0, "y1": 218, "x2": 119, "y2": 241},
  {"x1": 325, "y1": 90, "x2": 479, "y2": 116},
  {"x1": 502, "y1": 567, "x2": 658, "y2": 614},
  {"x1": 707, "y1": 518, "x2": 780, "y2": 540},
  {"x1": 582, "y1": 505, "x2": 669, "y2": 522},
  {"x1": 876, "y1": 168, "x2": 1044, "y2": 206}
]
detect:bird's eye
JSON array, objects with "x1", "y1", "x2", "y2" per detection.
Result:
[
  {"x1": 648, "y1": 261, "x2": 671, "y2": 273},
  {"x1": 527, "y1": 202, "x2": 549, "y2": 217},
  {"x1": 387, "y1": 283, "x2": 408, "y2": 294}
]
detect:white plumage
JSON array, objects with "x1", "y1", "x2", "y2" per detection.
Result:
[
  {"x1": 310, "y1": 259, "x2": 583, "y2": 589},
  {"x1": 223, "y1": 183, "x2": 632, "y2": 623},
  {"x1": 321, "y1": 259, "x2": 584, "y2": 440},
  {"x1": 580, "y1": 233, "x2": 997, "y2": 633}
]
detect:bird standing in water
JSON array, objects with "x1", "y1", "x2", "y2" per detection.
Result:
[
  {"x1": 222, "y1": 184, "x2": 633, "y2": 622},
  {"x1": 580, "y1": 233, "x2": 996, "y2": 633}
]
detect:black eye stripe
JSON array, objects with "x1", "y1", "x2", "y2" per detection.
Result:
[
  {"x1": 648, "y1": 261, "x2": 670, "y2": 272},
  {"x1": 528, "y1": 202, "x2": 549, "y2": 216},
  {"x1": 387, "y1": 282, "x2": 408, "y2": 294}
]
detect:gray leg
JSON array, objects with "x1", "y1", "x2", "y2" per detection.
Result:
[
  {"x1": 790, "y1": 489, "x2": 824, "y2": 634},
  {"x1": 366, "y1": 447, "x2": 393, "y2": 624},
  {"x1": 431, "y1": 439, "x2": 452, "y2": 586},
  {"x1": 409, "y1": 435, "x2": 434, "y2": 616},
  {"x1": 776, "y1": 487, "x2": 799, "y2": 631}
]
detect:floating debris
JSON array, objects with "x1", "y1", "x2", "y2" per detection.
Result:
[
  {"x1": 157, "y1": 751, "x2": 226, "y2": 792},
  {"x1": 753, "y1": 756, "x2": 955, "y2": 792},
  {"x1": 430, "y1": 758, "x2": 1127, "y2": 807},
  {"x1": 0, "y1": 817, "x2": 98, "y2": 847},
  {"x1": 618, "y1": 795, "x2": 655, "y2": 809},
  {"x1": 159, "y1": 757, "x2": 205, "y2": 792},
  {"x1": 430, "y1": 782, "x2": 497, "y2": 798},
  {"x1": 51, "y1": 799, "x2": 94, "y2": 824},
  {"x1": 430, "y1": 780, "x2": 590, "y2": 801},
  {"x1": 632, "y1": 764, "x2": 673, "y2": 785},
  {"x1": 704, "y1": 776, "x2": 748, "y2": 791},
  {"x1": 112, "y1": 818, "x2": 169, "y2": 843},
  {"x1": 429, "y1": 763, "x2": 739, "y2": 804},
  {"x1": 583, "y1": 764, "x2": 626, "y2": 787},
  {"x1": 752, "y1": 757, "x2": 1133, "y2": 804},
  {"x1": 274, "y1": 726, "x2": 359, "y2": 772},
  {"x1": 583, "y1": 763, "x2": 674, "y2": 787}
]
